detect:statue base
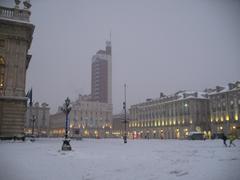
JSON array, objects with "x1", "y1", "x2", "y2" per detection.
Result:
[{"x1": 62, "y1": 139, "x2": 72, "y2": 151}]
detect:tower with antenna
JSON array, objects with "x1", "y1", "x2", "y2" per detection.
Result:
[{"x1": 91, "y1": 40, "x2": 112, "y2": 105}]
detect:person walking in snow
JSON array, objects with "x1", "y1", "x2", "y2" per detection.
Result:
[
  {"x1": 229, "y1": 134, "x2": 237, "y2": 147},
  {"x1": 222, "y1": 133, "x2": 228, "y2": 147}
]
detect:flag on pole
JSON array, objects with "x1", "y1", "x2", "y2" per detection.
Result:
[{"x1": 26, "y1": 88, "x2": 32, "y2": 106}]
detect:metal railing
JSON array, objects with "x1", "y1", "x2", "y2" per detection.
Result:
[{"x1": 0, "y1": 6, "x2": 30, "y2": 22}]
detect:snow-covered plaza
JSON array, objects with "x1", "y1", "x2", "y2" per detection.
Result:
[{"x1": 0, "y1": 138, "x2": 240, "y2": 180}]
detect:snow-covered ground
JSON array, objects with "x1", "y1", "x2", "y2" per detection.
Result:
[{"x1": 0, "y1": 138, "x2": 240, "y2": 180}]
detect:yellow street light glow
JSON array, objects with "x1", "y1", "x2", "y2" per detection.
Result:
[
  {"x1": 233, "y1": 126, "x2": 236, "y2": 129},
  {"x1": 221, "y1": 116, "x2": 223, "y2": 122},
  {"x1": 226, "y1": 115, "x2": 229, "y2": 121},
  {"x1": 235, "y1": 114, "x2": 238, "y2": 121}
]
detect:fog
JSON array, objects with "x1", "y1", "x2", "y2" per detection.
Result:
[{"x1": 1, "y1": 0, "x2": 240, "y2": 114}]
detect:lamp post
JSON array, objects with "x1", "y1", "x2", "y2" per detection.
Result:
[
  {"x1": 30, "y1": 115, "x2": 36, "y2": 142},
  {"x1": 123, "y1": 84, "x2": 128, "y2": 143},
  {"x1": 61, "y1": 97, "x2": 72, "y2": 151},
  {"x1": 31, "y1": 115, "x2": 36, "y2": 135}
]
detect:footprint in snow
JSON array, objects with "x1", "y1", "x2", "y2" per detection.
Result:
[{"x1": 170, "y1": 170, "x2": 189, "y2": 177}]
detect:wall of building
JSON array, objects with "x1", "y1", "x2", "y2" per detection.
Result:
[
  {"x1": 128, "y1": 91, "x2": 210, "y2": 139},
  {"x1": 69, "y1": 94, "x2": 112, "y2": 138},
  {"x1": 209, "y1": 82, "x2": 240, "y2": 137},
  {"x1": 0, "y1": 4, "x2": 34, "y2": 138},
  {"x1": 91, "y1": 41, "x2": 112, "y2": 104},
  {"x1": 49, "y1": 111, "x2": 65, "y2": 137},
  {"x1": 25, "y1": 102, "x2": 50, "y2": 136}
]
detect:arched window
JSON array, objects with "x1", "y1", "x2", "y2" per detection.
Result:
[{"x1": 0, "y1": 56, "x2": 5, "y2": 89}]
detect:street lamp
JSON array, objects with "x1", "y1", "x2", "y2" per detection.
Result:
[
  {"x1": 61, "y1": 97, "x2": 72, "y2": 151},
  {"x1": 122, "y1": 84, "x2": 128, "y2": 143},
  {"x1": 30, "y1": 115, "x2": 36, "y2": 142}
]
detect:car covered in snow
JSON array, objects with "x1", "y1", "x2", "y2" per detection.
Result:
[{"x1": 188, "y1": 132, "x2": 204, "y2": 140}]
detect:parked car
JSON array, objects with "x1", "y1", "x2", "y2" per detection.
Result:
[{"x1": 188, "y1": 132, "x2": 204, "y2": 140}]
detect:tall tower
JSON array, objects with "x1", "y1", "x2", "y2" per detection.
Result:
[
  {"x1": 0, "y1": 1, "x2": 35, "y2": 138},
  {"x1": 91, "y1": 41, "x2": 112, "y2": 104}
]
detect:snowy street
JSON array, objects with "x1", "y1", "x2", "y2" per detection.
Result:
[{"x1": 0, "y1": 138, "x2": 240, "y2": 180}]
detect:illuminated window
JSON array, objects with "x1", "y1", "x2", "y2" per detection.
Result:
[
  {"x1": 226, "y1": 115, "x2": 230, "y2": 121},
  {"x1": 235, "y1": 114, "x2": 238, "y2": 121},
  {"x1": 0, "y1": 56, "x2": 5, "y2": 90},
  {"x1": 220, "y1": 116, "x2": 224, "y2": 122}
]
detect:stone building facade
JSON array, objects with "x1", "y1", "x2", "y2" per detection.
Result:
[
  {"x1": 49, "y1": 95, "x2": 113, "y2": 138},
  {"x1": 70, "y1": 95, "x2": 112, "y2": 138},
  {"x1": 209, "y1": 82, "x2": 240, "y2": 137},
  {"x1": 49, "y1": 111, "x2": 65, "y2": 137},
  {"x1": 25, "y1": 102, "x2": 50, "y2": 136},
  {"x1": 0, "y1": 2, "x2": 34, "y2": 138},
  {"x1": 91, "y1": 41, "x2": 112, "y2": 104},
  {"x1": 112, "y1": 113, "x2": 130, "y2": 138},
  {"x1": 129, "y1": 91, "x2": 210, "y2": 139}
]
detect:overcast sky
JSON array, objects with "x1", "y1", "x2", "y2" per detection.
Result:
[{"x1": 1, "y1": 0, "x2": 240, "y2": 114}]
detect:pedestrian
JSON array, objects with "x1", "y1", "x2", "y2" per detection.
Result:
[
  {"x1": 222, "y1": 133, "x2": 228, "y2": 147},
  {"x1": 229, "y1": 134, "x2": 237, "y2": 147}
]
